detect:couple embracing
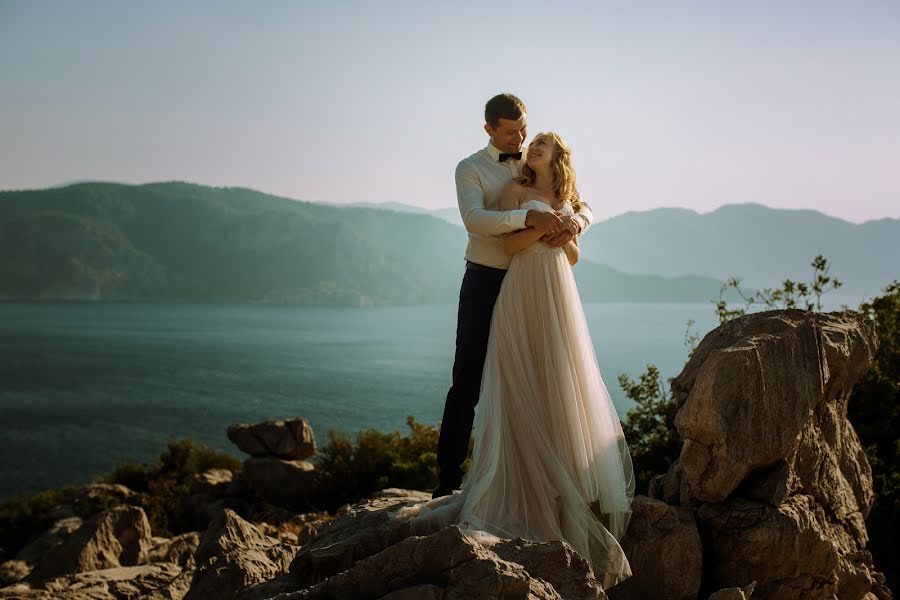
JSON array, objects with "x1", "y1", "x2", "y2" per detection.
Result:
[{"x1": 396, "y1": 93, "x2": 635, "y2": 589}]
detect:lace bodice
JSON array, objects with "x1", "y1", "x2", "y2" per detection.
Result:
[{"x1": 520, "y1": 198, "x2": 574, "y2": 214}]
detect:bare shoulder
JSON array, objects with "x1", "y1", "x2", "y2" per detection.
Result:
[{"x1": 502, "y1": 180, "x2": 527, "y2": 198}]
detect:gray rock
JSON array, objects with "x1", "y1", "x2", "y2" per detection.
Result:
[
  {"x1": 184, "y1": 508, "x2": 298, "y2": 600},
  {"x1": 667, "y1": 310, "x2": 887, "y2": 599},
  {"x1": 26, "y1": 505, "x2": 153, "y2": 586},
  {"x1": 607, "y1": 496, "x2": 701, "y2": 600},
  {"x1": 280, "y1": 525, "x2": 606, "y2": 600},
  {"x1": 708, "y1": 581, "x2": 756, "y2": 599},
  {"x1": 242, "y1": 457, "x2": 320, "y2": 508},
  {"x1": 146, "y1": 532, "x2": 201, "y2": 569},
  {"x1": 288, "y1": 496, "x2": 421, "y2": 587},
  {"x1": 228, "y1": 418, "x2": 316, "y2": 460},
  {"x1": 14, "y1": 516, "x2": 83, "y2": 566},
  {"x1": 189, "y1": 468, "x2": 235, "y2": 496},
  {"x1": 48, "y1": 562, "x2": 186, "y2": 599}
]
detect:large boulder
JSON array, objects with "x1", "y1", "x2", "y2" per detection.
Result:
[
  {"x1": 671, "y1": 309, "x2": 876, "y2": 506},
  {"x1": 241, "y1": 457, "x2": 321, "y2": 509},
  {"x1": 656, "y1": 310, "x2": 889, "y2": 599},
  {"x1": 288, "y1": 493, "x2": 427, "y2": 587},
  {"x1": 14, "y1": 515, "x2": 83, "y2": 566},
  {"x1": 29, "y1": 562, "x2": 187, "y2": 600},
  {"x1": 607, "y1": 496, "x2": 702, "y2": 600},
  {"x1": 146, "y1": 531, "x2": 201, "y2": 569},
  {"x1": 697, "y1": 495, "x2": 882, "y2": 600},
  {"x1": 276, "y1": 490, "x2": 623, "y2": 599},
  {"x1": 25, "y1": 505, "x2": 154, "y2": 586},
  {"x1": 228, "y1": 418, "x2": 316, "y2": 460},
  {"x1": 184, "y1": 508, "x2": 298, "y2": 600},
  {"x1": 282, "y1": 525, "x2": 607, "y2": 600}
]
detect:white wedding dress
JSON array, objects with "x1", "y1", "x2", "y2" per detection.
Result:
[{"x1": 396, "y1": 199, "x2": 635, "y2": 589}]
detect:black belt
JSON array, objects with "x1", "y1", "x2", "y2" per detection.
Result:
[{"x1": 466, "y1": 261, "x2": 506, "y2": 274}]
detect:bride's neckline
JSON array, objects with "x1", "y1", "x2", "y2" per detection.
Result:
[{"x1": 523, "y1": 198, "x2": 567, "y2": 211}]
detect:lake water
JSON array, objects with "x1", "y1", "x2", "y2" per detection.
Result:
[{"x1": 0, "y1": 297, "x2": 862, "y2": 499}]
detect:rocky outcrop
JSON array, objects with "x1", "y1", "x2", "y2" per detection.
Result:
[
  {"x1": 146, "y1": 531, "x2": 201, "y2": 569},
  {"x1": 3, "y1": 309, "x2": 892, "y2": 599},
  {"x1": 651, "y1": 309, "x2": 890, "y2": 599},
  {"x1": 8, "y1": 562, "x2": 190, "y2": 599},
  {"x1": 227, "y1": 418, "x2": 323, "y2": 511},
  {"x1": 288, "y1": 492, "x2": 429, "y2": 586},
  {"x1": 270, "y1": 492, "x2": 611, "y2": 599},
  {"x1": 0, "y1": 515, "x2": 83, "y2": 584},
  {"x1": 707, "y1": 582, "x2": 756, "y2": 600},
  {"x1": 25, "y1": 505, "x2": 154, "y2": 586},
  {"x1": 184, "y1": 508, "x2": 299, "y2": 600},
  {"x1": 283, "y1": 524, "x2": 607, "y2": 600},
  {"x1": 607, "y1": 496, "x2": 702, "y2": 600},
  {"x1": 242, "y1": 457, "x2": 320, "y2": 508}
]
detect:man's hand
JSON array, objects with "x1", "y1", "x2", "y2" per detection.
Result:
[
  {"x1": 525, "y1": 210, "x2": 564, "y2": 235},
  {"x1": 556, "y1": 212, "x2": 582, "y2": 236},
  {"x1": 539, "y1": 211, "x2": 581, "y2": 246},
  {"x1": 540, "y1": 230, "x2": 576, "y2": 247}
]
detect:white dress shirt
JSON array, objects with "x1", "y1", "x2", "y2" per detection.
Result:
[{"x1": 456, "y1": 142, "x2": 593, "y2": 269}]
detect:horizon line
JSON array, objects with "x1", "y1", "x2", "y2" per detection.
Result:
[{"x1": 1, "y1": 177, "x2": 896, "y2": 226}]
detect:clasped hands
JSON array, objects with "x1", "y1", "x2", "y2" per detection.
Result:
[{"x1": 525, "y1": 210, "x2": 581, "y2": 247}]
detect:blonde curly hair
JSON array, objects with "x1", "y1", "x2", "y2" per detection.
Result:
[{"x1": 515, "y1": 131, "x2": 582, "y2": 212}]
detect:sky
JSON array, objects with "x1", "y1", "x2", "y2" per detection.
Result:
[{"x1": 1, "y1": 1, "x2": 898, "y2": 223}]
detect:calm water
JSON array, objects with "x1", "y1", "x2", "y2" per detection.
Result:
[{"x1": 0, "y1": 298, "x2": 860, "y2": 499}]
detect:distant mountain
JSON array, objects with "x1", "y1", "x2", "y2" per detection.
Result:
[
  {"x1": 330, "y1": 200, "x2": 897, "y2": 297},
  {"x1": 431, "y1": 207, "x2": 464, "y2": 226},
  {"x1": 0, "y1": 182, "x2": 737, "y2": 305},
  {"x1": 326, "y1": 201, "x2": 463, "y2": 226},
  {"x1": 575, "y1": 203, "x2": 898, "y2": 297}
]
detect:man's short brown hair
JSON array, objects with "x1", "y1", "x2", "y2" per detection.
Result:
[{"x1": 485, "y1": 93, "x2": 526, "y2": 128}]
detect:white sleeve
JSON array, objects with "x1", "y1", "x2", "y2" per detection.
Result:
[{"x1": 456, "y1": 161, "x2": 528, "y2": 235}]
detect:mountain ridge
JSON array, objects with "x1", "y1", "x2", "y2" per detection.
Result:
[{"x1": 0, "y1": 181, "x2": 742, "y2": 305}]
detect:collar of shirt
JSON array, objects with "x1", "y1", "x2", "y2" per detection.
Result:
[{"x1": 485, "y1": 142, "x2": 522, "y2": 163}]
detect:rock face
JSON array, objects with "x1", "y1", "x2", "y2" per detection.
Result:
[
  {"x1": 184, "y1": 508, "x2": 298, "y2": 600},
  {"x1": 0, "y1": 515, "x2": 83, "y2": 584},
  {"x1": 285, "y1": 525, "x2": 606, "y2": 600},
  {"x1": 277, "y1": 494, "x2": 611, "y2": 600},
  {"x1": 228, "y1": 418, "x2": 316, "y2": 460},
  {"x1": 25, "y1": 505, "x2": 154, "y2": 586},
  {"x1": 652, "y1": 310, "x2": 890, "y2": 599},
  {"x1": 228, "y1": 418, "x2": 323, "y2": 510},
  {"x1": 146, "y1": 532, "x2": 201, "y2": 569},
  {"x1": 242, "y1": 457, "x2": 320, "y2": 508},
  {"x1": 27, "y1": 563, "x2": 188, "y2": 599},
  {"x1": 607, "y1": 496, "x2": 702, "y2": 600}
]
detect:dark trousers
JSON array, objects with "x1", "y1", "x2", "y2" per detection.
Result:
[{"x1": 435, "y1": 262, "x2": 507, "y2": 489}]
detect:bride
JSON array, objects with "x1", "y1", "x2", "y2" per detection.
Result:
[{"x1": 396, "y1": 132, "x2": 635, "y2": 589}]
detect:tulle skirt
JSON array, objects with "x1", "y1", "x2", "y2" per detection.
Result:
[{"x1": 396, "y1": 241, "x2": 635, "y2": 589}]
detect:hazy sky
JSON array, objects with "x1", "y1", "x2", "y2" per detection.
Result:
[{"x1": 1, "y1": 1, "x2": 898, "y2": 222}]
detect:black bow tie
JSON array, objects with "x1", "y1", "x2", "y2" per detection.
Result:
[{"x1": 498, "y1": 152, "x2": 522, "y2": 162}]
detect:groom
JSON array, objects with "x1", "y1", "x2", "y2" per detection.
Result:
[{"x1": 433, "y1": 93, "x2": 594, "y2": 498}]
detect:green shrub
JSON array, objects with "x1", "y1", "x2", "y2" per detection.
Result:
[
  {"x1": 0, "y1": 486, "x2": 71, "y2": 557},
  {"x1": 0, "y1": 438, "x2": 241, "y2": 554},
  {"x1": 315, "y1": 416, "x2": 457, "y2": 507},
  {"x1": 619, "y1": 365, "x2": 680, "y2": 494},
  {"x1": 105, "y1": 438, "x2": 241, "y2": 536},
  {"x1": 848, "y1": 281, "x2": 900, "y2": 590}
]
